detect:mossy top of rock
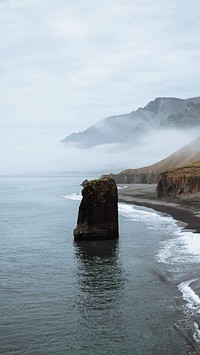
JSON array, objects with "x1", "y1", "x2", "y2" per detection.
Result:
[
  {"x1": 84, "y1": 177, "x2": 116, "y2": 189},
  {"x1": 82, "y1": 177, "x2": 117, "y2": 206}
]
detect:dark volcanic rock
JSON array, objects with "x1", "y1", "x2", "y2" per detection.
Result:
[
  {"x1": 157, "y1": 162, "x2": 200, "y2": 197},
  {"x1": 74, "y1": 177, "x2": 119, "y2": 241},
  {"x1": 106, "y1": 171, "x2": 158, "y2": 184}
]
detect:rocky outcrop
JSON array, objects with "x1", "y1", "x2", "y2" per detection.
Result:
[
  {"x1": 104, "y1": 137, "x2": 200, "y2": 184},
  {"x1": 107, "y1": 170, "x2": 158, "y2": 184},
  {"x1": 157, "y1": 162, "x2": 200, "y2": 197},
  {"x1": 74, "y1": 177, "x2": 119, "y2": 241}
]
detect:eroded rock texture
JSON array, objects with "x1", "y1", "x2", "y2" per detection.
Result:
[
  {"x1": 157, "y1": 162, "x2": 200, "y2": 197},
  {"x1": 74, "y1": 177, "x2": 119, "y2": 241}
]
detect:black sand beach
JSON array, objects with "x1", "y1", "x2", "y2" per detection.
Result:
[{"x1": 118, "y1": 184, "x2": 200, "y2": 233}]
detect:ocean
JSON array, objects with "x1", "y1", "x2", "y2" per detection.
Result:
[{"x1": 1, "y1": 176, "x2": 200, "y2": 354}]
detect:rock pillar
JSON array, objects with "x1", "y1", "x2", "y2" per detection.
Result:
[{"x1": 74, "y1": 177, "x2": 119, "y2": 241}]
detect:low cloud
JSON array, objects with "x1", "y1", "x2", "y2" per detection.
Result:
[{"x1": 1, "y1": 125, "x2": 199, "y2": 176}]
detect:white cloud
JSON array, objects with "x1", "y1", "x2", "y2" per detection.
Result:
[
  {"x1": 50, "y1": 11, "x2": 89, "y2": 39},
  {"x1": 0, "y1": 0, "x2": 200, "y2": 174}
]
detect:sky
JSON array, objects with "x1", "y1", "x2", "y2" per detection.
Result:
[{"x1": 1, "y1": 0, "x2": 200, "y2": 174}]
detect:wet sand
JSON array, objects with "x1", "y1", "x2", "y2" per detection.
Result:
[{"x1": 118, "y1": 184, "x2": 200, "y2": 233}]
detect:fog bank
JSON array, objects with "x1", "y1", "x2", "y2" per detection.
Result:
[{"x1": 1, "y1": 127, "x2": 199, "y2": 176}]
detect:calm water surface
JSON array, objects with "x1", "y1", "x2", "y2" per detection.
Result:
[{"x1": 1, "y1": 177, "x2": 200, "y2": 354}]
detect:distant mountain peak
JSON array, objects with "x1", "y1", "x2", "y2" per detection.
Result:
[{"x1": 61, "y1": 96, "x2": 200, "y2": 148}]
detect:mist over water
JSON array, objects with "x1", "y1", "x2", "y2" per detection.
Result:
[{"x1": 1, "y1": 126, "x2": 199, "y2": 175}]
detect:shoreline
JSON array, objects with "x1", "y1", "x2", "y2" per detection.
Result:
[{"x1": 118, "y1": 184, "x2": 200, "y2": 234}]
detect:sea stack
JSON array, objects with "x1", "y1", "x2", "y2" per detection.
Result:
[{"x1": 74, "y1": 177, "x2": 119, "y2": 241}]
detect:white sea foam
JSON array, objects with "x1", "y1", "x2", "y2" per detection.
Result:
[
  {"x1": 119, "y1": 202, "x2": 200, "y2": 346},
  {"x1": 119, "y1": 203, "x2": 175, "y2": 231},
  {"x1": 119, "y1": 203, "x2": 200, "y2": 265},
  {"x1": 157, "y1": 229, "x2": 200, "y2": 264},
  {"x1": 193, "y1": 322, "x2": 200, "y2": 343},
  {"x1": 177, "y1": 279, "x2": 200, "y2": 343},
  {"x1": 177, "y1": 279, "x2": 200, "y2": 311},
  {"x1": 119, "y1": 203, "x2": 160, "y2": 220},
  {"x1": 61, "y1": 193, "x2": 82, "y2": 201},
  {"x1": 117, "y1": 185, "x2": 128, "y2": 190}
]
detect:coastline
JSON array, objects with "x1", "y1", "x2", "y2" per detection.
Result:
[{"x1": 118, "y1": 183, "x2": 200, "y2": 233}]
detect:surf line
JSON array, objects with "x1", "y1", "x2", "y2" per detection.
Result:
[
  {"x1": 178, "y1": 279, "x2": 200, "y2": 344},
  {"x1": 177, "y1": 279, "x2": 200, "y2": 311}
]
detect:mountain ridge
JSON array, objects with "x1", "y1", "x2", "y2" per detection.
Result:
[{"x1": 62, "y1": 96, "x2": 200, "y2": 148}]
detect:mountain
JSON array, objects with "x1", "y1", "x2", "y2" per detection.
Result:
[
  {"x1": 104, "y1": 137, "x2": 200, "y2": 184},
  {"x1": 62, "y1": 96, "x2": 200, "y2": 148}
]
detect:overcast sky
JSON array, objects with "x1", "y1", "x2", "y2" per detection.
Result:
[{"x1": 1, "y1": 0, "x2": 200, "y2": 174}]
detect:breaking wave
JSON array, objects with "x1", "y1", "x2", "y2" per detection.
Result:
[
  {"x1": 178, "y1": 279, "x2": 200, "y2": 312},
  {"x1": 118, "y1": 203, "x2": 176, "y2": 231},
  {"x1": 157, "y1": 229, "x2": 200, "y2": 264},
  {"x1": 61, "y1": 193, "x2": 82, "y2": 201}
]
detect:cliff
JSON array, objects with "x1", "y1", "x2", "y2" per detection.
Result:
[
  {"x1": 105, "y1": 137, "x2": 200, "y2": 184},
  {"x1": 74, "y1": 177, "x2": 119, "y2": 241},
  {"x1": 157, "y1": 162, "x2": 200, "y2": 197}
]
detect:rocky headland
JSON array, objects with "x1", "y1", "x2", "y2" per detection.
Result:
[
  {"x1": 105, "y1": 137, "x2": 200, "y2": 184},
  {"x1": 157, "y1": 162, "x2": 200, "y2": 197}
]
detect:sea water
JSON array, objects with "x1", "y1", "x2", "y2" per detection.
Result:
[{"x1": 1, "y1": 176, "x2": 200, "y2": 354}]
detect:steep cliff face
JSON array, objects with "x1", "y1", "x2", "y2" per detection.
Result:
[
  {"x1": 157, "y1": 162, "x2": 200, "y2": 197},
  {"x1": 108, "y1": 170, "x2": 158, "y2": 184},
  {"x1": 74, "y1": 177, "x2": 119, "y2": 241},
  {"x1": 105, "y1": 137, "x2": 200, "y2": 184}
]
